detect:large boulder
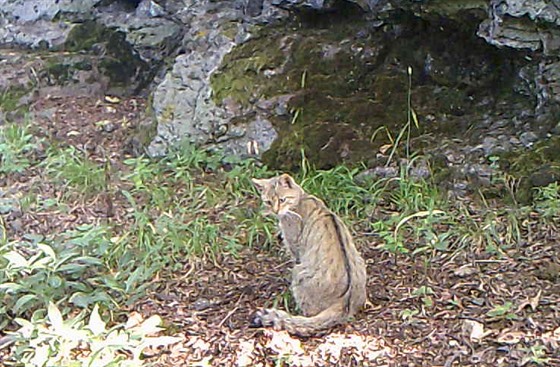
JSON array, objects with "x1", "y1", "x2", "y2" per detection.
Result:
[
  {"x1": 0, "y1": 0, "x2": 183, "y2": 97},
  {"x1": 144, "y1": 0, "x2": 560, "y2": 170},
  {"x1": 146, "y1": 0, "x2": 288, "y2": 157}
]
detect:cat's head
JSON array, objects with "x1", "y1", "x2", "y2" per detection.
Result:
[{"x1": 252, "y1": 174, "x2": 304, "y2": 216}]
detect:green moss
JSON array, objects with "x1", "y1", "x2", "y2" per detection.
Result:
[
  {"x1": 421, "y1": 0, "x2": 487, "y2": 16},
  {"x1": 499, "y1": 136, "x2": 560, "y2": 203},
  {"x1": 211, "y1": 15, "x2": 523, "y2": 170},
  {"x1": 63, "y1": 21, "x2": 148, "y2": 93},
  {"x1": 65, "y1": 21, "x2": 112, "y2": 52},
  {"x1": 0, "y1": 87, "x2": 29, "y2": 113},
  {"x1": 210, "y1": 28, "x2": 290, "y2": 106},
  {"x1": 211, "y1": 22, "x2": 412, "y2": 169}
]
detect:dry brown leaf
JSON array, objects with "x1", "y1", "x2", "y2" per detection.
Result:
[
  {"x1": 235, "y1": 340, "x2": 255, "y2": 367},
  {"x1": 125, "y1": 311, "x2": 144, "y2": 329},
  {"x1": 265, "y1": 330, "x2": 312, "y2": 366},
  {"x1": 462, "y1": 320, "x2": 487, "y2": 343},
  {"x1": 496, "y1": 330, "x2": 525, "y2": 345},
  {"x1": 541, "y1": 326, "x2": 560, "y2": 350},
  {"x1": 516, "y1": 289, "x2": 542, "y2": 313},
  {"x1": 379, "y1": 144, "x2": 392, "y2": 154},
  {"x1": 453, "y1": 265, "x2": 478, "y2": 277}
]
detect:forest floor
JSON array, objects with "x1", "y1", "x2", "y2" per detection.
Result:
[{"x1": 1, "y1": 95, "x2": 559, "y2": 367}]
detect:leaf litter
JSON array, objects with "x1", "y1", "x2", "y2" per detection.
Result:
[{"x1": 0, "y1": 95, "x2": 559, "y2": 366}]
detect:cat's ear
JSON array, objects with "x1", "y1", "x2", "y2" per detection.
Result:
[
  {"x1": 252, "y1": 178, "x2": 269, "y2": 192},
  {"x1": 277, "y1": 174, "x2": 296, "y2": 189}
]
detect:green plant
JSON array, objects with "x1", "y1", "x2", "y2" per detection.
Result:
[
  {"x1": 373, "y1": 218, "x2": 409, "y2": 257},
  {"x1": 299, "y1": 165, "x2": 374, "y2": 218},
  {"x1": 388, "y1": 163, "x2": 443, "y2": 214},
  {"x1": 521, "y1": 344, "x2": 550, "y2": 365},
  {"x1": 533, "y1": 182, "x2": 560, "y2": 218},
  {"x1": 0, "y1": 122, "x2": 38, "y2": 174},
  {"x1": 399, "y1": 308, "x2": 419, "y2": 321},
  {"x1": 0, "y1": 234, "x2": 118, "y2": 329},
  {"x1": 43, "y1": 146, "x2": 106, "y2": 196},
  {"x1": 8, "y1": 302, "x2": 180, "y2": 367},
  {"x1": 412, "y1": 285, "x2": 435, "y2": 308},
  {"x1": 486, "y1": 301, "x2": 518, "y2": 320},
  {"x1": 385, "y1": 66, "x2": 420, "y2": 165}
]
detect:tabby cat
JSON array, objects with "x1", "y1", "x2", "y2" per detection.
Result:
[{"x1": 251, "y1": 174, "x2": 367, "y2": 337}]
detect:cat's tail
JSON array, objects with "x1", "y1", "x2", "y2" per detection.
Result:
[{"x1": 251, "y1": 300, "x2": 348, "y2": 337}]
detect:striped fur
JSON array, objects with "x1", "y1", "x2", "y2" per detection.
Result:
[{"x1": 252, "y1": 174, "x2": 367, "y2": 337}]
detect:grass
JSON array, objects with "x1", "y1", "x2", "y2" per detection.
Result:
[
  {"x1": 1, "y1": 114, "x2": 559, "y2": 365},
  {"x1": 0, "y1": 121, "x2": 39, "y2": 174},
  {"x1": 43, "y1": 146, "x2": 107, "y2": 197}
]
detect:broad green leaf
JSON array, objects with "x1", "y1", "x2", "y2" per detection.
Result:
[
  {"x1": 13, "y1": 294, "x2": 38, "y2": 314},
  {"x1": 88, "y1": 304, "x2": 106, "y2": 336},
  {"x1": 487, "y1": 302, "x2": 513, "y2": 317},
  {"x1": 30, "y1": 344, "x2": 50, "y2": 367},
  {"x1": 0, "y1": 282, "x2": 25, "y2": 293},
  {"x1": 37, "y1": 243, "x2": 57, "y2": 259},
  {"x1": 48, "y1": 302, "x2": 64, "y2": 331},
  {"x1": 135, "y1": 315, "x2": 163, "y2": 335},
  {"x1": 73, "y1": 256, "x2": 104, "y2": 265},
  {"x1": 3, "y1": 251, "x2": 28, "y2": 268},
  {"x1": 70, "y1": 292, "x2": 95, "y2": 308}
]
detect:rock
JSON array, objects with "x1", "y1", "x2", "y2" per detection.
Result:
[
  {"x1": 0, "y1": 0, "x2": 183, "y2": 97},
  {"x1": 0, "y1": 0, "x2": 101, "y2": 49},
  {"x1": 477, "y1": 0, "x2": 560, "y2": 52},
  {"x1": 2, "y1": 0, "x2": 560, "y2": 178},
  {"x1": 97, "y1": 8, "x2": 184, "y2": 65},
  {"x1": 245, "y1": 0, "x2": 265, "y2": 16},
  {"x1": 102, "y1": 122, "x2": 118, "y2": 133},
  {"x1": 519, "y1": 131, "x2": 538, "y2": 147},
  {"x1": 192, "y1": 298, "x2": 212, "y2": 311},
  {"x1": 136, "y1": 0, "x2": 168, "y2": 18},
  {"x1": 147, "y1": 0, "x2": 287, "y2": 158},
  {"x1": 481, "y1": 136, "x2": 499, "y2": 156}
]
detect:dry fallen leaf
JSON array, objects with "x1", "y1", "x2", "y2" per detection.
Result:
[
  {"x1": 265, "y1": 330, "x2": 312, "y2": 367},
  {"x1": 125, "y1": 311, "x2": 144, "y2": 329},
  {"x1": 462, "y1": 319, "x2": 487, "y2": 343},
  {"x1": 541, "y1": 326, "x2": 560, "y2": 350},
  {"x1": 496, "y1": 330, "x2": 525, "y2": 345},
  {"x1": 235, "y1": 340, "x2": 255, "y2": 367},
  {"x1": 453, "y1": 265, "x2": 478, "y2": 277},
  {"x1": 104, "y1": 96, "x2": 121, "y2": 104},
  {"x1": 379, "y1": 144, "x2": 392, "y2": 154}
]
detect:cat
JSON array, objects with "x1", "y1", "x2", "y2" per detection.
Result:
[{"x1": 251, "y1": 174, "x2": 367, "y2": 337}]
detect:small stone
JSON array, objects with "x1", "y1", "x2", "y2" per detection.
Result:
[
  {"x1": 509, "y1": 136, "x2": 521, "y2": 146},
  {"x1": 519, "y1": 131, "x2": 538, "y2": 147},
  {"x1": 102, "y1": 122, "x2": 118, "y2": 133},
  {"x1": 192, "y1": 298, "x2": 212, "y2": 311},
  {"x1": 491, "y1": 119, "x2": 508, "y2": 128},
  {"x1": 481, "y1": 136, "x2": 498, "y2": 155}
]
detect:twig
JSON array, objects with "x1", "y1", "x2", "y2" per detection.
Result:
[{"x1": 218, "y1": 306, "x2": 240, "y2": 328}]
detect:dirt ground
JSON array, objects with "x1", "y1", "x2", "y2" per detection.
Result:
[{"x1": 3, "y1": 95, "x2": 560, "y2": 366}]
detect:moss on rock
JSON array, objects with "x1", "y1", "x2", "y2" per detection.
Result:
[
  {"x1": 210, "y1": 14, "x2": 525, "y2": 170},
  {"x1": 499, "y1": 136, "x2": 560, "y2": 203},
  {"x1": 63, "y1": 21, "x2": 148, "y2": 95}
]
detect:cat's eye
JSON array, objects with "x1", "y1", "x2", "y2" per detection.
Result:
[
  {"x1": 279, "y1": 197, "x2": 287, "y2": 203},
  {"x1": 264, "y1": 200, "x2": 272, "y2": 206}
]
